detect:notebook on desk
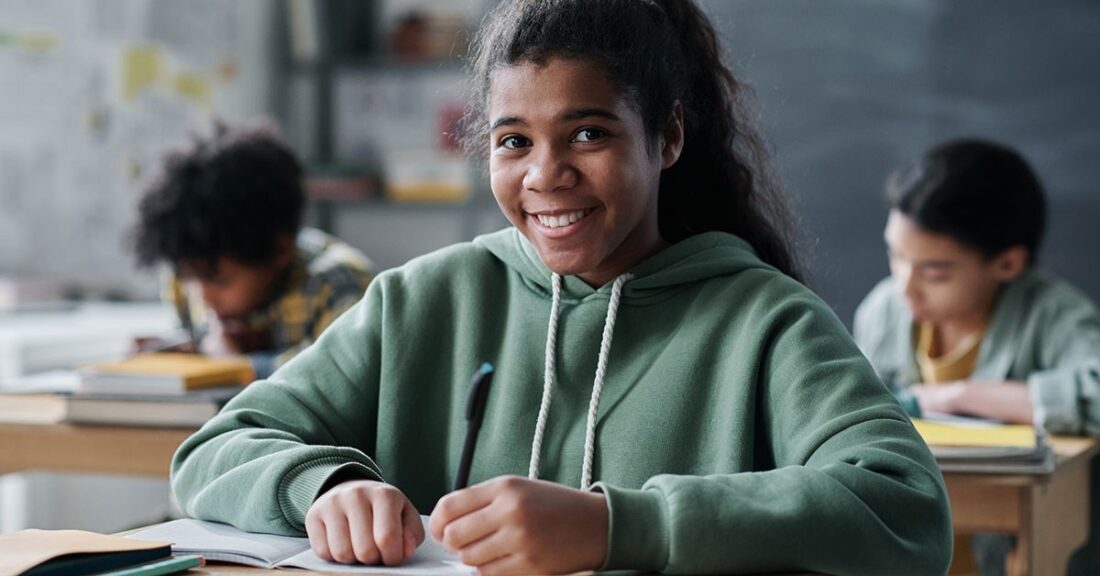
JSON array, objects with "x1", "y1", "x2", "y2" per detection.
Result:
[
  {"x1": 0, "y1": 527, "x2": 173, "y2": 576},
  {"x1": 127, "y1": 517, "x2": 475, "y2": 575}
]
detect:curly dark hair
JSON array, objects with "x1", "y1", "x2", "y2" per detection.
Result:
[
  {"x1": 463, "y1": 0, "x2": 801, "y2": 280},
  {"x1": 132, "y1": 122, "x2": 305, "y2": 271}
]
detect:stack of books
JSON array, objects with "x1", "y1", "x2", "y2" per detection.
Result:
[
  {"x1": 68, "y1": 353, "x2": 252, "y2": 428},
  {"x1": 0, "y1": 354, "x2": 252, "y2": 428},
  {"x1": 912, "y1": 416, "x2": 1055, "y2": 474}
]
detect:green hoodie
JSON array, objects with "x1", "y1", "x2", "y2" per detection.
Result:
[{"x1": 172, "y1": 228, "x2": 952, "y2": 575}]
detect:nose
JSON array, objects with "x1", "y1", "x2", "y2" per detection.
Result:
[
  {"x1": 522, "y1": 144, "x2": 577, "y2": 193},
  {"x1": 896, "y1": 263, "x2": 921, "y2": 305}
]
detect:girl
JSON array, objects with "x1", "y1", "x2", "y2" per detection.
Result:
[
  {"x1": 172, "y1": 1, "x2": 952, "y2": 574},
  {"x1": 854, "y1": 138, "x2": 1100, "y2": 575}
]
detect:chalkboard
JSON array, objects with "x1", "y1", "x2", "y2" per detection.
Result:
[{"x1": 701, "y1": 0, "x2": 1100, "y2": 324}]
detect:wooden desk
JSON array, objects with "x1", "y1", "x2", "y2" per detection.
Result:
[
  {"x1": 944, "y1": 436, "x2": 1098, "y2": 576},
  {"x1": 5, "y1": 424, "x2": 1093, "y2": 575},
  {"x1": 0, "y1": 422, "x2": 194, "y2": 477}
]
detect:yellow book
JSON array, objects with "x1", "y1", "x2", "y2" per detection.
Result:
[
  {"x1": 911, "y1": 417, "x2": 1054, "y2": 474},
  {"x1": 79, "y1": 353, "x2": 252, "y2": 396},
  {"x1": 911, "y1": 418, "x2": 1037, "y2": 448}
]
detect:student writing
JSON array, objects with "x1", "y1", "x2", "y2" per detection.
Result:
[
  {"x1": 131, "y1": 123, "x2": 374, "y2": 379},
  {"x1": 172, "y1": 1, "x2": 952, "y2": 574},
  {"x1": 853, "y1": 138, "x2": 1100, "y2": 575}
]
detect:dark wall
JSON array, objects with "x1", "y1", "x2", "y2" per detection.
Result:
[{"x1": 701, "y1": 0, "x2": 1100, "y2": 325}]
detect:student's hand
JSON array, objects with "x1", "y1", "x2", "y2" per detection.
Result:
[
  {"x1": 911, "y1": 380, "x2": 1034, "y2": 424},
  {"x1": 305, "y1": 479, "x2": 425, "y2": 566},
  {"x1": 910, "y1": 382, "x2": 967, "y2": 414},
  {"x1": 429, "y1": 476, "x2": 609, "y2": 576}
]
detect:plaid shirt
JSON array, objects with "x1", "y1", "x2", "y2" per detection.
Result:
[{"x1": 170, "y1": 228, "x2": 374, "y2": 377}]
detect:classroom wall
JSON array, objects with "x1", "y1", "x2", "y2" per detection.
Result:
[
  {"x1": 702, "y1": 0, "x2": 1100, "y2": 324},
  {"x1": 0, "y1": 0, "x2": 276, "y2": 299},
  {"x1": 0, "y1": 0, "x2": 276, "y2": 533}
]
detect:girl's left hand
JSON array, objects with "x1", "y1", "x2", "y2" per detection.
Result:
[
  {"x1": 428, "y1": 476, "x2": 609, "y2": 576},
  {"x1": 910, "y1": 382, "x2": 967, "y2": 414}
]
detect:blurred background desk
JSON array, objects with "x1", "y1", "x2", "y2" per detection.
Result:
[
  {"x1": 0, "y1": 423, "x2": 193, "y2": 478},
  {"x1": 0, "y1": 301, "x2": 178, "y2": 533},
  {"x1": 944, "y1": 436, "x2": 1098, "y2": 576}
]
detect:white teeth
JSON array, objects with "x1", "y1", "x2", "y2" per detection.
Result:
[{"x1": 537, "y1": 209, "x2": 590, "y2": 229}]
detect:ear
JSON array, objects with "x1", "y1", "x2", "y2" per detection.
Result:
[
  {"x1": 659, "y1": 101, "x2": 684, "y2": 169},
  {"x1": 991, "y1": 245, "x2": 1029, "y2": 282}
]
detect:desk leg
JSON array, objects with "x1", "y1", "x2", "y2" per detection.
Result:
[
  {"x1": 1006, "y1": 489, "x2": 1032, "y2": 576},
  {"x1": 1008, "y1": 457, "x2": 1092, "y2": 576}
]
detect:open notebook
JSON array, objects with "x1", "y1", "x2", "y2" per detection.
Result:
[{"x1": 126, "y1": 516, "x2": 474, "y2": 575}]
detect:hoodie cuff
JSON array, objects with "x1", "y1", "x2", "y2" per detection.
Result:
[
  {"x1": 278, "y1": 458, "x2": 381, "y2": 530},
  {"x1": 592, "y1": 482, "x2": 670, "y2": 572},
  {"x1": 1029, "y1": 370, "x2": 1081, "y2": 434},
  {"x1": 892, "y1": 389, "x2": 923, "y2": 418}
]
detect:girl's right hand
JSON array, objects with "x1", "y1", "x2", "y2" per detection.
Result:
[{"x1": 305, "y1": 479, "x2": 425, "y2": 566}]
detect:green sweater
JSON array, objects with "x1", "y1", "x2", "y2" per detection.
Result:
[
  {"x1": 853, "y1": 271, "x2": 1100, "y2": 435},
  {"x1": 172, "y1": 229, "x2": 951, "y2": 575}
]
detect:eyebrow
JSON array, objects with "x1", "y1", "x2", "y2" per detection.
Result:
[
  {"x1": 489, "y1": 107, "x2": 622, "y2": 131},
  {"x1": 914, "y1": 260, "x2": 956, "y2": 271},
  {"x1": 885, "y1": 245, "x2": 957, "y2": 270}
]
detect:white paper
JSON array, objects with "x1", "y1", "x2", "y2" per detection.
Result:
[{"x1": 128, "y1": 517, "x2": 475, "y2": 574}]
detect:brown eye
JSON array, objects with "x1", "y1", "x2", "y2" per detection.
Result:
[
  {"x1": 500, "y1": 135, "x2": 530, "y2": 149},
  {"x1": 573, "y1": 128, "x2": 606, "y2": 142}
]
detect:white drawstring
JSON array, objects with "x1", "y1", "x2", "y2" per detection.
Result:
[
  {"x1": 528, "y1": 272, "x2": 632, "y2": 491},
  {"x1": 528, "y1": 273, "x2": 562, "y2": 480},
  {"x1": 580, "y1": 272, "x2": 631, "y2": 489}
]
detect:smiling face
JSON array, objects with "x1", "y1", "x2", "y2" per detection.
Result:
[
  {"x1": 884, "y1": 210, "x2": 1025, "y2": 328},
  {"x1": 487, "y1": 57, "x2": 682, "y2": 287}
]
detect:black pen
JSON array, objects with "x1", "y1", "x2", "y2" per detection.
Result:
[{"x1": 453, "y1": 362, "x2": 494, "y2": 492}]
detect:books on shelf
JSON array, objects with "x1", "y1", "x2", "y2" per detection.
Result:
[
  {"x1": 79, "y1": 353, "x2": 253, "y2": 396},
  {"x1": 65, "y1": 385, "x2": 242, "y2": 428},
  {"x1": 127, "y1": 517, "x2": 474, "y2": 574},
  {"x1": 912, "y1": 416, "x2": 1055, "y2": 474}
]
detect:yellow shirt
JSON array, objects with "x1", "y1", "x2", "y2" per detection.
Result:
[{"x1": 915, "y1": 322, "x2": 984, "y2": 385}]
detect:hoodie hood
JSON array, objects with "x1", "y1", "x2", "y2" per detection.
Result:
[
  {"x1": 475, "y1": 226, "x2": 783, "y2": 489},
  {"x1": 474, "y1": 227, "x2": 778, "y2": 302}
]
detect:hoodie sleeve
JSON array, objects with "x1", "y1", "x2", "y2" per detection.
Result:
[
  {"x1": 170, "y1": 280, "x2": 386, "y2": 535},
  {"x1": 1027, "y1": 285, "x2": 1100, "y2": 436},
  {"x1": 596, "y1": 289, "x2": 952, "y2": 576}
]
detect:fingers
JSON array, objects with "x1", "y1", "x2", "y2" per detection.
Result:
[
  {"x1": 344, "y1": 495, "x2": 380, "y2": 565},
  {"x1": 475, "y1": 552, "x2": 525, "y2": 576},
  {"x1": 452, "y1": 525, "x2": 511, "y2": 568},
  {"x1": 438, "y1": 504, "x2": 498, "y2": 553},
  {"x1": 304, "y1": 480, "x2": 419, "y2": 566},
  {"x1": 429, "y1": 477, "x2": 501, "y2": 540},
  {"x1": 325, "y1": 514, "x2": 358, "y2": 564},
  {"x1": 402, "y1": 500, "x2": 426, "y2": 558},
  {"x1": 305, "y1": 508, "x2": 330, "y2": 561},
  {"x1": 371, "y1": 489, "x2": 408, "y2": 566}
]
